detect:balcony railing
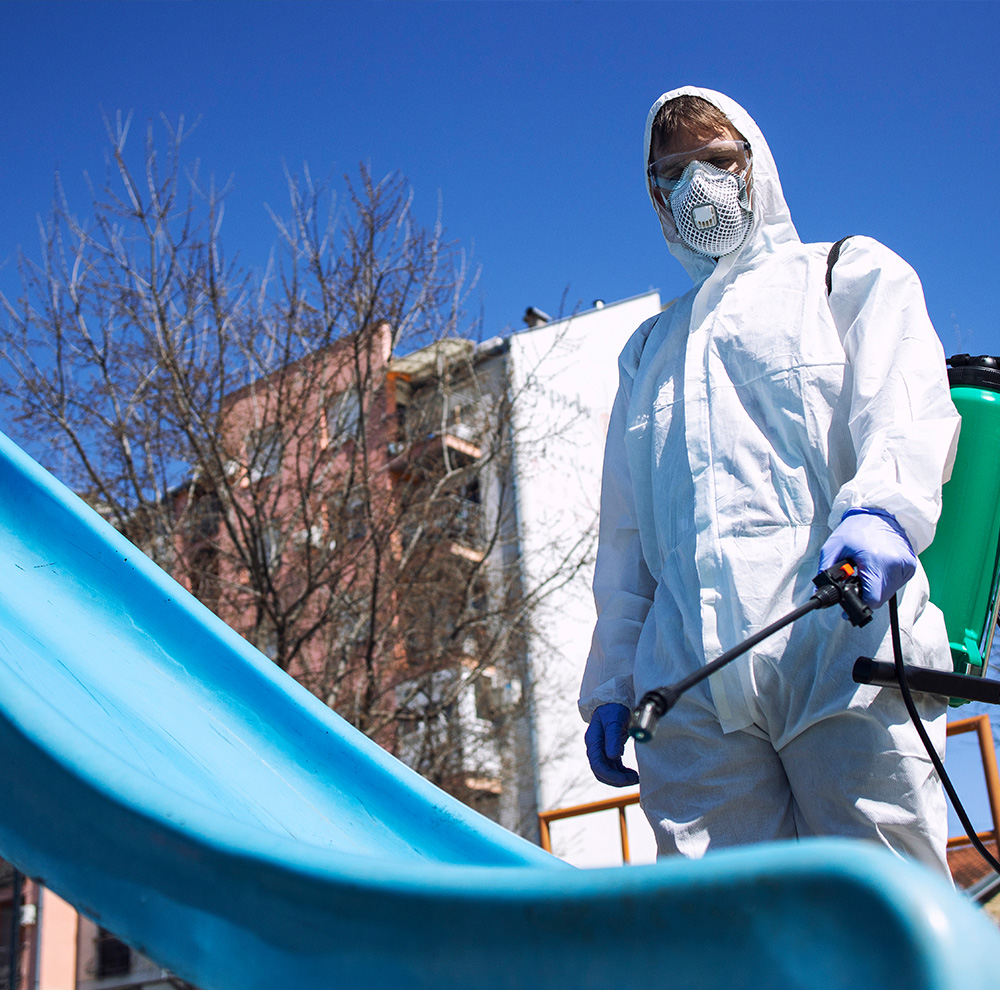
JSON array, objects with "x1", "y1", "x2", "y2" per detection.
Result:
[
  {"x1": 387, "y1": 430, "x2": 482, "y2": 475},
  {"x1": 400, "y1": 495, "x2": 483, "y2": 555}
]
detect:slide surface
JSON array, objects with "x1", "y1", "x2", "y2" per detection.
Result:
[{"x1": 0, "y1": 430, "x2": 999, "y2": 990}]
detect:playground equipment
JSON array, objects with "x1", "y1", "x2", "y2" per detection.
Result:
[{"x1": 0, "y1": 430, "x2": 999, "y2": 989}]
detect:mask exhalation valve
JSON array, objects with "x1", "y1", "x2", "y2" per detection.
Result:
[{"x1": 692, "y1": 204, "x2": 718, "y2": 229}]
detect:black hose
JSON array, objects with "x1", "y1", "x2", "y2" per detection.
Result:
[{"x1": 889, "y1": 594, "x2": 1000, "y2": 887}]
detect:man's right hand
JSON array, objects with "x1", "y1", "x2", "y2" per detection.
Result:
[
  {"x1": 585, "y1": 703, "x2": 640, "y2": 787},
  {"x1": 818, "y1": 508, "x2": 917, "y2": 609}
]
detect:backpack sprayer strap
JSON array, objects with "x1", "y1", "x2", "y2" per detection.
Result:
[{"x1": 826, "y1": 236, "x2": 855, "y2": 296}]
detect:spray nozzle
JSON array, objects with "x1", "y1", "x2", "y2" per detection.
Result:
[
  {"x1": 812, "y1": 560, "x2": 873, "y2": 627},
  {"x1": 629, "y1": 687, "x2": 682, "y2": 743}
]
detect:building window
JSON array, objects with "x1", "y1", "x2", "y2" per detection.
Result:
[
  {"x1": 189, "y1": 544, "x2": 220, "y2": 611},
  {"x1": 246, "y1": 424, "x2": 283, "y2": 481},
  {"x1": 346, "y1": 492, "x2": 367, "y2": 541},
  {"x1": 95, "y1": 928, "x2": 132, "y2": 979},
  {"x1": 253, "y1": 522, "x2": 283, "y2": 571},
  {"x1": 327, "y1": 388, "x2": 361, "y2": 444},
  {"x1": 328, "y1": 489, "x2": 367, "y2": 544}
]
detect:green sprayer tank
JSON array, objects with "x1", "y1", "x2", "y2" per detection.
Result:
[{"x1": 919, "y1": 354, "x2": 1000, "y2": 691}]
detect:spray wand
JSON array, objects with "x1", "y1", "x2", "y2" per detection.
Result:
[{"x1": 629, "y1": 561, "x2": 872, "y2": 743}]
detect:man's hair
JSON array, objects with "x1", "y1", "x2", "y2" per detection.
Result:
[{"x1": 649, "y1": 95, "x2": 744, "y2": 161}]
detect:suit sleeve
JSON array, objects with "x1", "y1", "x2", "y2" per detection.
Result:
[
  {"x1": 579, "y1": 333, "x2": 658, "y2": 722},
  {"x1": 827, "y1": 237, "x2": 960, "y2": 553}
]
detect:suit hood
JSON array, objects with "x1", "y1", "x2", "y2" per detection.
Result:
[{"x1": 644, "y1": 86, "x2": 800, "y2": 282}]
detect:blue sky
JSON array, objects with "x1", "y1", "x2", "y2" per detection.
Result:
[
  {"x1": 2, "y1": 0, "x2": 1000, "y2": 841},
  {"x1": 2, "y1": 0, "x2": 998, "y2": 355}
]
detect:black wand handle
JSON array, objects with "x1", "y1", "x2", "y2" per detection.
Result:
[{"x1": 629, "y1": 561, "x2": 871, "y2": 743}]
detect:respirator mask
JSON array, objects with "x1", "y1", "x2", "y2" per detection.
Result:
[{"x1": 648, "y1": 140, "x2": 754, "y2": 258}]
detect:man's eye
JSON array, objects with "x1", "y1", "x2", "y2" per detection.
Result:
[
  {"x1": 653, "y1": 170, "x2": 681, "y2": 188},
  {"x1": 705, "y1": 154, "x2": 738, "y2": 170}
]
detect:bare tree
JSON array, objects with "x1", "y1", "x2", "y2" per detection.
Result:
[{"x1": 0, "y1": 115, "x2": 593, "y2": 830}]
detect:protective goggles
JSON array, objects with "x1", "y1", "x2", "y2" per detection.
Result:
[{"x1": 647, "y1": 140, "x2": 752, "y2": 197}]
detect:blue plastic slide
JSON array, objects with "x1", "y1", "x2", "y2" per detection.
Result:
[{"x1": 1, "y1": 429, "x2": 999, "y2": 990}]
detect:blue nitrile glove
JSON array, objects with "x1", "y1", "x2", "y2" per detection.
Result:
[
  {"x1": 585, "y1": 703, "x2": 640, "y2": 787},
  {"x1": 818, "y1": 508, "x2": 917, "y2": 609}
]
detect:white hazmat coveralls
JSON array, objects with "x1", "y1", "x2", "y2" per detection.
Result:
[{"x1": 579, "y1": 86, "x2": 960, "y2": 874}]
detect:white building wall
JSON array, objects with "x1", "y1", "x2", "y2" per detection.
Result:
[{"x1": 506, "y1": 292, "x2": 662, "y2": 867}]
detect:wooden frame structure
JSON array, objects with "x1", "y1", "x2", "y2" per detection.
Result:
[
  {"x1": 538, "y1": 792, "x2": 640, "y2": 863},
  {"x1": 945, "y1": 714, "x2": 1000, "y2": 852}
]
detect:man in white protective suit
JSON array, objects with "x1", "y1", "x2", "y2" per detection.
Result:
[{"x1": 579, "y1": 86, "x2": 961, "y2": 874}]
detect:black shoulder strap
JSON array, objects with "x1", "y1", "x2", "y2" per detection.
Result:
[{"x1": 825, "y1": 236, "x2": 855, "y2": 296}]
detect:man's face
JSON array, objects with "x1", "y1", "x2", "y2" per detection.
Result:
[{"x1": 648, "y1": 124, "x2": 751, "y2": 214}]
